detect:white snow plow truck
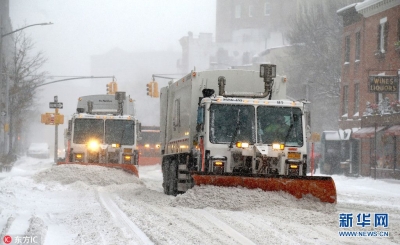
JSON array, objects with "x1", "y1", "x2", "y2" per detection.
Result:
[
  {"x1": 58, "y1": 90, "x2": 140, "y2": 177},
  {"x1": 160, "y1": 64, "x2": 336, "y2": 203}
]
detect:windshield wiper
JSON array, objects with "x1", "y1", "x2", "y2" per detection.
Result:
[
  {"x1": 119, "y1": 122, "x2": 133, "y2": 145},
  {"x1": 229, "y1": 109, "x2": 241, "y2": 148},
  {"x1": 283, "y1": 109, "x2": 294, "y2": 146}
]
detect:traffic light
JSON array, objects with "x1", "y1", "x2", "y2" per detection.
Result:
[
  {"x1": 153, "y1": 81, "x2": 159, "y2": 98},
  {"x1": 106, "y1": 81, "x2": 118, "y2": 95},
  {"x1": 112, "y1": 82, "x2": 118, "y2": 93},
  {"x1": 146, "y1": 81, "x2": 159, "y2": 98},
  {"x1": 146, "y1": 82, "x2": 153, "y2": 97},
  {"x1": 106, "y1": 82, "x2": 112, "y2": 94}
]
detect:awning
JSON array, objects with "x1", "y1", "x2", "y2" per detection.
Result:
[
  {"x1": 324, "y1": 131, "x2": 340, "y2": 141},
  {"x1": 352, "y1": 126, "x2": 385, "y2": 139},
  {"x1": 384, "y1": 125, "x2": 400, "y2": 136}
]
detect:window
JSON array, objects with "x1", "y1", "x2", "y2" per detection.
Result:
[
  {"x1": 249, "y1": 5, "x2": 254, "y2": 17},
  {"x1": 235, "y1": 5, "x2": 241, "y2": 18},
  {"x1": 342, "y1": 85, "x2": 348, "y2": 115},
  {"x1": 345, "y1": 36, "x2": 350, "y2": 63},
  {"x1": 105, "y1": 120, "x2": 135, "y2": 145},
  {"x1": 397, "y1": 19, "x2": 400, "y2": 41},
  {"x1": 355, "y1": 32, "x2": 360, "y2": 61},
  {"x1": 73, "y1": 119, "x2": 104, "y2": 144},
  {"x1": 209, "y1": 104, "x2": 255, "y2": 144},
  {"x1": 354, "y1": 84, "x2": 359, "y2": 115},
  {"x1": 264, "y1": 1, "x2": 270, "y2": 16},
  {"x1": 377, "y1": 17, "x2": 388, "y2": 53},
  {"x1": 375, "y1": 72, "x2": 385, "y2": 103},
  {"x1": 257, "y1": 106, "x2": 303, "y2": 146}
]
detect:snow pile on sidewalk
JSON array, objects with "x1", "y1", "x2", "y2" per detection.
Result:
[{"x1": 33, "y1": 164, "x2": 141, "y2": 186}]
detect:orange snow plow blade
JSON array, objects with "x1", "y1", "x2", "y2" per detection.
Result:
[
  {"x1": 57, "y1": 162, "x2": 139, "y2": 177},
  {"x1": 191, "y1": 173, "x2": 336, "y2": 204}
]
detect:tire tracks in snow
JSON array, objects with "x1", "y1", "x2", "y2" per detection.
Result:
[
  {"x1": 113, "y1": 186, "x2": 256, "y2": 245},
  {"x1": 193, "y1": 209, "x2": 257, "y2": 245},
  {"x1": 97, "y1": 188, "x2": 153, "y2": 245}
]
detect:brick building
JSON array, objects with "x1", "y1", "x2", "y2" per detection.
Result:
[{"x1": 337, "y1": 0, "x2": 400, "y2": 178}]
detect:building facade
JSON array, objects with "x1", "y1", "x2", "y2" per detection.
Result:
[
  {"x1": 178, "y1": 0, "x2": 296, "y2": 74},
  {"x1": 337, "y1": 0, "x2": 400, "y2": 178}
]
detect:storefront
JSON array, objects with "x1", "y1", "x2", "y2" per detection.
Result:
[
  {"x1": 353, "y1": 114, "x2": 400, "y2": 179},
  {"x1": 321, "y1": 129, "x2": 359, "y2": 175}
]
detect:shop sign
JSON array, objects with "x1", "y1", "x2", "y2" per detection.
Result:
[{"x1": 369, "y1": 76, "x2": 399, "y2": 93}]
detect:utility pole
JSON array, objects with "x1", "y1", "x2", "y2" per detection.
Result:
[{"x1": 54, "y1": 96, "x2": 59, "y2": 163}]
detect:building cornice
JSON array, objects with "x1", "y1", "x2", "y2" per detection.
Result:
[{"x1": 356, "y1": 0, "x2": 400, "y2": 18}]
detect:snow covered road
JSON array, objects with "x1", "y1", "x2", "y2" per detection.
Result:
[{"x1": 0, "y1": 157, "x2": 399, "y2": 245}]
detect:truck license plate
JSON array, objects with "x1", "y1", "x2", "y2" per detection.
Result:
[{"x1": 288, "y1": 152, "x2": 301, "y2": 159}]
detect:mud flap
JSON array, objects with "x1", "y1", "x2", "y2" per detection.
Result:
[
  {"x1": 57, "y1": 162, "x2": 139, "y2": 177},
  {"x1": 191, "y1": 172, "x2": 336, "y2": 204}
]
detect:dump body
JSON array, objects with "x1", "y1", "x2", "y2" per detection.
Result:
[
  {"x1": 159, "y1": 67, "x2": 337, "y2": 203},
  {"x1": 58, "y1": 93, "x2": 140, "y2": 176}
]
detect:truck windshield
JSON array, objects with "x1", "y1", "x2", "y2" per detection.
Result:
[
  {"x1": 210, "y1": 104, "x2": 255, "y2": 144},
  {"x1": 105, "y1": 120, "x2": 135, "y2": 145},
  {"x1": 257, "y1": 106, "x2": 303, "y2": 146},
  {"x1": 73, "y1": 119, "x2": 104, "y2": 144}
]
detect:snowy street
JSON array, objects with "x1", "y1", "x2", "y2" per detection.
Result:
[{"x1": 0, "y1": 157, "x2": 399, "y2": 245}]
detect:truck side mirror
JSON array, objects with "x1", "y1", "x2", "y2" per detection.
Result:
[{"x1": 197, "y1": 107, "x2": 204, "y2": 125}]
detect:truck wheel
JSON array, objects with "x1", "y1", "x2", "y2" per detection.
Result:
[
  {"x1": 168, "y1": 159, "x2": 178, "y2": 196},
  {"x1": 162, "y1": 158, "x2": 170, "y2": 194},
  {"x1": 302, "y1": 163, "x2": 307, "y2": 176}
]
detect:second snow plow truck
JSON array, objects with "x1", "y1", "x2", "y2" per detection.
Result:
[
  {"x1": 159, "y1": 64, "x2": 336, "y2": 203},
  {"x1": 58, "y1": 86, "x2": 140, "y2": 177}
]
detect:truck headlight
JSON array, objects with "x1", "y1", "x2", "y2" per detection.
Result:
[
  {"x1": 272, "y1": 143, "x2": 285, "y2": 150},
  {"x1": 235, "y1": 141, "x2": 249, "y2": 148},
  {"x1": 211, "y1": 157, "x2": 226, "y2": 174},
  {"x1": 75, "y1": 153, "x2": 84, "y2": 162},
  {"x1": 123, "y1": 154, "x2": 132, "y2": 163},
  {"x1": 88, "y1": 140, "x2": 100, "y2": 151}
]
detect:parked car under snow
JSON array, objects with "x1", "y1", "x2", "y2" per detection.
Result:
[{"x1": 27, "y1": 143, "x2": 50, "y2": 158}]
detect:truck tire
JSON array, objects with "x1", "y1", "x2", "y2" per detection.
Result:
[
  {"x1": 162, "y1": 158, "x2": 170, "y2": 194},
  {"x1": 167, "y1": 159, "x2": 178, "y2": 196},
  {"x1": 162, "y1": 158, "x2": 178, "y2": 196},
  {"x1": 302, "y1": 163, "x2": 307, "y2": 176}
]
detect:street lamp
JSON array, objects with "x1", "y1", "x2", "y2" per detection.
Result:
[{"x1": 1, "y1": 22, "x2": 53, "y2": 155}]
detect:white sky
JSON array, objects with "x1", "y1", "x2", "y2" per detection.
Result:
[
  {"x1": 0, "y1": 158, "x2": 399, "y2": 244},
  {"x1": 9, "y1": 1, "x2": 216, "y2": 149},
  {"x1": 10, "y1": 0, "x2": 216, "y2": 75}
]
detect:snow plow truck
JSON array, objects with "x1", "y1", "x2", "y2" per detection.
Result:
[
  {"x1": 58, "y1": 86, "x2": 140, "y2": 177},
  {"x1": 159, "y1": 64, "x2": 337, "y2": 203}
]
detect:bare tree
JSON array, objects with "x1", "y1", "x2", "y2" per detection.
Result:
[
  {"x1": 284, "y1": 0, "x2": 360, "y2": 132},
  {"x1": 2, "y1": 31, "x2": 47, "y2": 155}
]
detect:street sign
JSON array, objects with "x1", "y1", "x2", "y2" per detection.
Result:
[
  {"x1": 309, "y1": 132, "x2": 321, "y2": 143},
  {"x1": 49, "y1": 102, "x2": 63, "y2": 109},
  {"x1": 41, "y1": 113, "x2": 64, "y2": 125}
]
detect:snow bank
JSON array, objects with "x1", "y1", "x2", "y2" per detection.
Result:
[{"x1": 33, "y1": 164, "x2": 141, "y2": 186}]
